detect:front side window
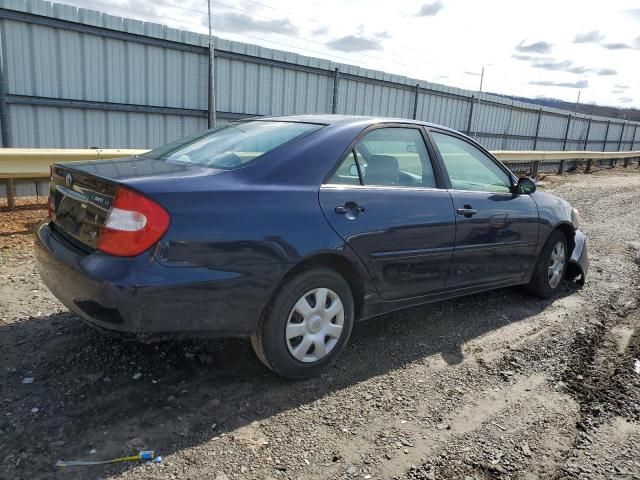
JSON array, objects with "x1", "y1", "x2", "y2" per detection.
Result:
[
  {"x1": 328, "y1": 127, "x2": 436, "y2": 188},
  {"x1": 143, "y1": 121, "x2": 322, "y2": 169},
  {"x1": 430, "y1": 131, "x2": 511, "y2": 192}
]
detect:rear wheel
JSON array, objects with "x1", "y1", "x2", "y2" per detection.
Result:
[
  {"x1": 251, "y1": 268, "x2": 354, "y2": 379},
  {"x1": 526, "y1": 230, "x2": 568, "y2": 298}
]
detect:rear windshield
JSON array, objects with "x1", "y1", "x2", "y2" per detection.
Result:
[{"x1": 141, "y1": 121, "x2": 323, "y2": 169}]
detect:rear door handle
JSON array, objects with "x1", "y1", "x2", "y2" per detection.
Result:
[
  {"x1": 456, "y1": 206, "x2": 478, "y2": 218},
  {"x1": 335, "y1": 202, "x2": 365, "y2": 215}
]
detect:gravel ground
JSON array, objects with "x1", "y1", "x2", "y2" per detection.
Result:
[{"x1": 1, "y1": 168, "x2": 639, "y2": 480}]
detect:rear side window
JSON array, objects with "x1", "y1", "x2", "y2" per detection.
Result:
[
  {"x1": 430, "y1": 132, "x2": 511, "y2": 192},
  {"x1": 143, "y1": 121, "x2": 322, "y2": 169},
  {"x1": 326, "y1": 127, "x2": 437, "y2": 188},
  {"x1": 327, "y1": 151, "x2": 360, "y2": 185}
]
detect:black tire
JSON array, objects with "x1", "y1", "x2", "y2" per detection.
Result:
[
  {"x1": 251, "y1": 268, "x2": 354, "y2": 379},
  {"x1": 526, "y1": 229, "x2": 569, "y2": 299}
]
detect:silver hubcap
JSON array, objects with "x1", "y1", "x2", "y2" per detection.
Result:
[
  {"x1": 548, "y1": 242, "x2": 566, "y2": 288},
  {"x1": 285, "y1": 288, "x2": 345, "y2": 363}
]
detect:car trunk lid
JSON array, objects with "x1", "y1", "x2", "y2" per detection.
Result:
[{"x1": 49, "y1": 156, "x2": 227, "y2": 251}]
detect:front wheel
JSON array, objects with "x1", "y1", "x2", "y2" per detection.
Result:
[
  {"x1": 251, "y1": 268, "x2": 354, "y2": 379},
  {"x1": 526, "y1": 230, "x2": 568, "y2": 299}
]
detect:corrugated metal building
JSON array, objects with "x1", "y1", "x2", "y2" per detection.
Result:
[{"x1": 0, "y1": 0, "x2": 638, "y2": 154}]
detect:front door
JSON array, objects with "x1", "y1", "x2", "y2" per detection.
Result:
[
  {"x1": 319, "y1": 126, "x2": 456, "y2": 301},
  {"x1": 428, "y1": 130, "x2": 539, "y2": 288}
]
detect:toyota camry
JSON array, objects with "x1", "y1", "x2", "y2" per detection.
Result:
[{"x1": 35, "y1": 115, "x2": 588, "y2": 378}]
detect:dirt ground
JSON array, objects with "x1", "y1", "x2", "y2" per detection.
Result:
[{"x1": 1, "y1": 168, "x2": 639, "y2": 480}]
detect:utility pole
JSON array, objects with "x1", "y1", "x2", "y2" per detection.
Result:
[
  {"x1": 573, "y1": 90, "x2": 581, "y2": 115},
  {"x1": 207, "y1": 0, "x2": 217, "y2": 128},
  {"x1": 473, "y1": 66, "x2": 485, "y2": 138}
]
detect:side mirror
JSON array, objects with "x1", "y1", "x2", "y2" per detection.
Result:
[{"x1": 514, "y1": 177, "x2": 536, "y2": 195}]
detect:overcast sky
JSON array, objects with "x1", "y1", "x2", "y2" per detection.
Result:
[{"x1": 63, "y1": 0, "x2": 639, "y2": 108}]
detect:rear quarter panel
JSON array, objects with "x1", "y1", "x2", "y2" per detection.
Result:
[{"x1": 153, "y1": 187, "x2": 344, "y2": 268}]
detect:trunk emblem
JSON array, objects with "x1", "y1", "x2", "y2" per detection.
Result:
[{"x1": 65, "y1": 173, "x2": 74, "y2": 186}]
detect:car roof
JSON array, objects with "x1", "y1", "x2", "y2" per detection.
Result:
[{"x1": 254, "y1": 114, "x2": 460, "y2": 134}]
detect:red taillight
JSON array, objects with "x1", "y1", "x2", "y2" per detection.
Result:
[{"x1": 97, "y1": 187, "x2": 170, "y2": 257}]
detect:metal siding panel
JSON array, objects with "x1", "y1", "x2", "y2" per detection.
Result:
[
  {"x1": 231, "y1": 58, "x2": 245, "y2": 113},
  {"x1": 164, "y1": 48, "x2": 181, "y2": 109},
  {"x1": 608, "y1": 123, "x2": 622, "y2": 147},
  {"x1": 244, "y1": 61, "x2": 258, "y2": 114},
  {"x1": 62, "y1": 107, "x2": 84, "y2": 147},
  {"x1": 454, "y1": 98, "x2": 467, "y2": 131},
  {"x1": 320, "y1": 75, "x2": 332, "y2": 113},
  {"x1": 85, "y1": 110, "x2": 106, "y2": 147},
  {"x1": 4, "y1": 19, "x2": 34, "y2": 95},
  {"x1": 1, "y1": 0, "x2": 638, "y2": 154},
  {"x1": 10, "y1": 104, "x2": 36, "y2": 146},
  {"x1": 283, "y1": 68, "x2": 295, "y2": 114},
  {"x1": 214, "y1": 57, "x2": 230, "y2": 113},
  {"x1": 126, "y1": 41, "x2": 146, "y2": 105},
  {"x1": 293, "y1": 71, "x2": 306, "y2": 114},
  {"x1": 84, "y1": 33, "x2": 105, "y2": 101},
  {"x1": 257, "y1": 64, "x2": 271, "y2": 115},
  {"x1": 271, "y1": 68, "x2": 284, "y2": 115},
  {"x1": 105, "y1": 36, "x2": 126, "y2": 103},
  {"x1": 146, "y1": 45, "x2": 165, "y2": 107}
]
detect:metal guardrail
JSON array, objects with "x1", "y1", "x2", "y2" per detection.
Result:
[
  {"x1": 493, "y1": 150, "x2": 640, "y2": 178},
  {"x1": 1, "y1": 148, "x2": 639, "y2": 208},
  {"x1": 492, "y1": 150, "x2": 640, "y2": 161},
  {"x1": 0, "y1": 148, "x2": 147, "y2": 179},
  {"x1": 0, "y1": 148, "x2": 147, "y2": 208}
]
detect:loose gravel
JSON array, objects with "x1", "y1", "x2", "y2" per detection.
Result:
[{"x1": 1, "y1": 168, "x2": 639, "y2": 480}]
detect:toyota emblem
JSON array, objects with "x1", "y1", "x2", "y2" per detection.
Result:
[{"x1": 65, "y1": 172, "x2": 73, "y2": 186}]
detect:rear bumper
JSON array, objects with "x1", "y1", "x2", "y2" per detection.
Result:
[
  {"x1": 35, "y1": 222, "x2": 285, "y2": 339},
  {"x1": 568, "y1": 229, "x2": 589, "y2": 285}
]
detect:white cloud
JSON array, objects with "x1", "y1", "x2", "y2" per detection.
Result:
[
  {"x1": 54, "y1": 0, "x2": 639, "y2": 108},
  {"x1": 415, "y1": 1, "x2": 444, "y2": 17},
  {"x1": 530, "y1": 79, "x2": 589, "y2": 89},
  {"x1": 213, "y1": 12, "x2": 298, "y2": 34},
  {"x1": 573, "y1": 31, "x2": 604, "y2": 44},
  {"x1": 516, "y1": 40, "x2": 553, "y2": 54},
  {"x1": 326, "y1": 35, "x2": 383, "y2": 52}
]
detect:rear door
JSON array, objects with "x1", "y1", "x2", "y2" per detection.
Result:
[
  {"x1": 427, "y1": 129, "x2": 539, "y2": 288},
  {"x1": 319, "y1": 125, "x2": 456, "y2": 301}
]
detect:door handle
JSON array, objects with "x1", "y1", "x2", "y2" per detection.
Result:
[
  {"x1": 335, "y1": 203, "x2": 365, "y2": 215},
  {"x1": 456, "y1": 205, "x2": 478, "y2": 218}
]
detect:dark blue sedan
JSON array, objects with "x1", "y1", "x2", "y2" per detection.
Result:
[{"x1": 35, "y1": 115, "x2": 588, "y2": 378}]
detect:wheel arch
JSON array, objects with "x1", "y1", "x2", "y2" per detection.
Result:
[
  {"x1": 259, "y1": 253, "x2": 367, "y2": 331},
  {"x1": 548, "y1": 222, "x2": 582, "y2": 281},
  {"x1": 552, "y1": 221, "x2": 576, "y2": 253}
]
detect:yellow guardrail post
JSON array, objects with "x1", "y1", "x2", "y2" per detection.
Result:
[{"x1": 6, "y1": 178, "x2": 16, "y2": 209}]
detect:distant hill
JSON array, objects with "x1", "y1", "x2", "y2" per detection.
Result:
[{"x1": 490, "y1": 94, "x2": 640, "y2": 122}]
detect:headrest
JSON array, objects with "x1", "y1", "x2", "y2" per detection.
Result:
[{"x1": 365, "y1": 155, "x2": 399, "y2": 185}]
